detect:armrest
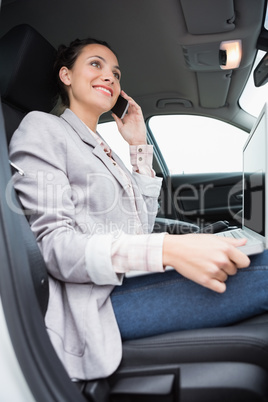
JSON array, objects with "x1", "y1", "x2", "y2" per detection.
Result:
[
  {"x1": 153, "y1": 217, "x2": 199, "y2": 234},
  {"x1": 198, "y1": 220, "x2": 230, "y2": 234}
]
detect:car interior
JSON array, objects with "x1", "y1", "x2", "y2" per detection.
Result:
[{"x1": 0, "y1": 0, "x2": 268, "y2": 401}]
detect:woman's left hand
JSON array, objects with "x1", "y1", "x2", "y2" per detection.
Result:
[{"x1": 112, "y1": 90, "x2": 147, "y2": 145}]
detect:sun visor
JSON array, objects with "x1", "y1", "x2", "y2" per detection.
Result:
[
  {"x1": 180, "y1": 0, "x2": 235, "y2": 35},
  {"x1": 197, "y1": 71, "x2": 232, "y2": 108}
]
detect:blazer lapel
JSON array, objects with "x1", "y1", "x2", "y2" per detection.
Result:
[
  {"x1": 60, "y1": 108, "x2": 97, "y2": 147},
  {"x1": 60, "y1": 109, "x2": 130, "y2": 190},
  {"x1": 92, "y1": 145, "x2": 131, "y2": 190}
]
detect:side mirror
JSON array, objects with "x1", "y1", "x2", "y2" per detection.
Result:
[{"x1": 254, "y1": 52, "x2": 268, "y2": 87}]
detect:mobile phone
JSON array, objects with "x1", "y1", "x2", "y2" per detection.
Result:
[{"x1": 111, "y1": 94, "x2": 129, "y2": 119}]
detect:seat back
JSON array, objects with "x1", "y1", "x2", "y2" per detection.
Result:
[
  {"x1": 0, "y1": 24, "x2": 57, "y2": 143},
  {"x1": 0, "y1": 24, "x2": 57, "y2": 315}
]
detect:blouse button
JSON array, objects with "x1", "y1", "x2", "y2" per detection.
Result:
[
  {"x1": 138, "y1": 157, "x2": 143, "y2": 161},
  {"x1": 138, "y1": 148, "x2": 143, "y2": 152}
]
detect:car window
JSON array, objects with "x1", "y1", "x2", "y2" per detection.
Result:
[
  {"x1": 98, "y1": 116, "x2": 248, "y2": 176},
  {"x1": 97, "y1": 121, "x2": 132, "y2": 171},
  {"x1": 239, "y1": 50, "x2": 267, "y2": 117},
  {"x1": 148, "y1": 115, "x2": 248, "y2": 175}
]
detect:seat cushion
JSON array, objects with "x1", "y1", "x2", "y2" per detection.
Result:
[{"x1": 120, "y1": 313, "x2": 268, "y2": 371}]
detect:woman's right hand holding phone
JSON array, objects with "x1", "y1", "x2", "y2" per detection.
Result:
[{"x1": 112, "y1": 90, "x2": 147, "y2": 146}]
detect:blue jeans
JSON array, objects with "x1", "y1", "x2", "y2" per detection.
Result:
[{"x1": 111, "y1": 250, "x2": 268, "y2": 341}]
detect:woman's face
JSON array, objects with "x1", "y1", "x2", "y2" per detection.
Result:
[{"x1": 61, "y1": 44, "x2": 121, "y2": 117}]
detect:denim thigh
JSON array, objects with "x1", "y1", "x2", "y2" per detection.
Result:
[{"x1": 111, "y1": 250, "x2": 268, "y2": 340}]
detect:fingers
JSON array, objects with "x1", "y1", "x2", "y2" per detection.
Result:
[
  {"x1": 221, "y1": 237, "x2": 250, "y2": 269},
  {"x1": 200, "y1": 264, "x2": 234, "y2": 293},
  {"x1": 204, "y1": 237, "x2": 250, "y2": 293},
  {"x1": 164, "y1": 234, "x2": 251, "y2": 295},
  {"x1": 111, "y1": 112, "x2": 122, "y2": 125},
  {"x1": 205, "y1": 260, "x2": 233, "y2": 288},
  {"x1": 111, "y1": 112, "x2": 124, "y2": 133},
  {"x1": 214, "y1": 267, "x2": 229, "y2": 282},
  {"x1": 120, "y1": 90, "x2": 131, "y2": 101},
  {"x1": 120, "y1": 90, "x2": 133, "y2": 106},
  {"x1": 112, "y1": 90, "x2": 147, "y2": 145},
  {"x1": 121, "y1": 90, "x2": 141, "y2": 112},
  {"x1": 112, "y1": 90, "x2": 142, "y2": 122},
  {"x1": 196, "y1": 265, "x2": 228, "y2": 293},
  {"x1": 207, "y1": 279, "x2": 227, "y2": 294},
  {"x1": 222, "y1": 262, "x2": 237, "y2": 276}
]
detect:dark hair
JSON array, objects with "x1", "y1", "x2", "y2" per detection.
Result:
[{"x1": 53, "y1": 38, "x2": 114, "y2": 107}]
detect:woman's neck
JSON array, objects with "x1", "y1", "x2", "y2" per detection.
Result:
[{"x1": 69, "y1": 104, "x2": 99, "y2": 132}]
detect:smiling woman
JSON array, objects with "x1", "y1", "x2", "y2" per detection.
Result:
[
  {"x1": 54, "y1": 39, "x2": 121, "y2": 131},
  {"x1": 8, "y1": 36, "x2": 161, "y2": 380},
  {"x1": 1, "y1": 0, "x2": 268, "y2": 400},
  {"x1": 7, "y1": 28, "x2": 268, "y2": 387}
]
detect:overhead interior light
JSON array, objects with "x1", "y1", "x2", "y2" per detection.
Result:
[{"x1": 219, "y1": 40, "x2": 242, "y2": 70}]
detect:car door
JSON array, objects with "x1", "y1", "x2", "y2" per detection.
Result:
[{"x1": 158, "y1": 171, "x2": 243, "y2": 227}]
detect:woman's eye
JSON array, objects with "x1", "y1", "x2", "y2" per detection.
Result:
[
  {"x1": 113, "y1": 72, "x2": 120, "y2": 80},
  {"x1": 91, "y1": 61, "x2": 101, "y2": 68}
]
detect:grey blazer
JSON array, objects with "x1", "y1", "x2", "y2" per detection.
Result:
[{"x1": 9, "y1": 108, "x2": 162, "y2": 380}]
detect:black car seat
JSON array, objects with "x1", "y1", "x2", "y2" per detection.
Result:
[
  {"x1": 1, "y1": 24, "x2": 268, "y2": 402},
  {"x1": 0, "y1": 24, "x2": 57, "y2": 316}
]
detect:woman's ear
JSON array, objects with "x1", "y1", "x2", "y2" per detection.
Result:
[{"x1": 59, "y1": 67, "x2": 71, "y2": 86}]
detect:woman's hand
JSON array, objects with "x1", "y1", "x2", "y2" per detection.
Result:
[
  {"x1": 112, "y1": 90, "x2": 147, "y2": 145},
  {"x1": 163, "y1": 234, "x2": 250, "y2": 293}
]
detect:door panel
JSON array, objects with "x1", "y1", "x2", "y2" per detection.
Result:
[{"x1": 158, "y1": 172, "x2": 243, "y2": 228}]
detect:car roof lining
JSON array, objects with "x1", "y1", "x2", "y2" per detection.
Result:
[{"x1": 0, "y1": 0, "x2": 266, "y2": 130}]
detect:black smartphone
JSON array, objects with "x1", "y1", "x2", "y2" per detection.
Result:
[{"x1": 111, "y1": 94, "x2": 129, "y2": 119}]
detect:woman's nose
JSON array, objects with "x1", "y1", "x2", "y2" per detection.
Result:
[
  {"x1": 102, "y1": 69, "x2": 114, "y2": 84},
  {"x1": 104, "y1": 76, "x2": 114, "y2": 83}
]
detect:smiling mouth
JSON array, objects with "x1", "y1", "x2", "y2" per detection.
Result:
[{"x1": 94, "y1": 86, "x2": 113, "y2": 97}]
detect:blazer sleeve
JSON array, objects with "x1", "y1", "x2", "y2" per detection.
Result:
[
  {"x1": 9, "y1": 111, "x2": 123, "y2": 286},
  {"x1": 131, "y1": 171, "x2": 162, "y2": 233}
]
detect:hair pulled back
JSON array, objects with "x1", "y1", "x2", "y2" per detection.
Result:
[{"x1": 53, "y1": 38, "x2": 113, "y2": 108}]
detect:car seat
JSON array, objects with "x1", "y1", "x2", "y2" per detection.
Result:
[{"x1": 1, "y1": 24, "x2": 268, "y2": 402}]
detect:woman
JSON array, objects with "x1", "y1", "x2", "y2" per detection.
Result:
[{"x1": 9, "y1": 37, "x2": 268, "y2": 381}]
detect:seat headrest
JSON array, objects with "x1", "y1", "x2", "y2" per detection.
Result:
[{"x1": 0, "y1": 24, "x2": 57, "y2": 113}]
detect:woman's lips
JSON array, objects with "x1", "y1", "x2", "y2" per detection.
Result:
[{"x1": 93, "y1": 86, "x2": 113, "y2": 97}]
